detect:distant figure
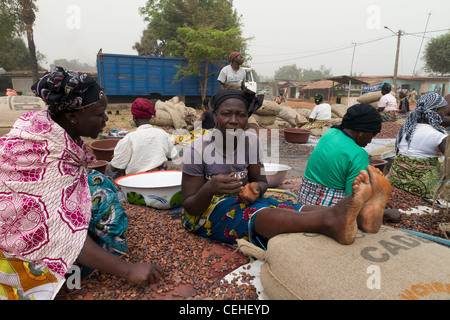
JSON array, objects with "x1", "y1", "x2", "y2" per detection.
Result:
[
  {"x1": 276, "y1": 89, "x2": 285, "y2": 104},
  {"x1": 377, "y1": 83, "x2": 398, "y2": 122},
  {"x1": 198, "y1": 97, "x2": 215, "y2": 130},
  {"x1": 217, "y1": 52, "x2": 246, "y2": 91},
  {"x1": 398, "y1": 91, "x2": 410, "y2": 116},
  {"x1": 443, "y1": 93, "x2": 450, "y2": 132},
  {"x1": 110, "y1": 98, "x2": 178, "y2": 177},
  {"x1": 410, "y1": 88, "x2": 418, "y2": 104},
  {"x1": 301, "y1": 93, "x2": 332, "y2": 130}
]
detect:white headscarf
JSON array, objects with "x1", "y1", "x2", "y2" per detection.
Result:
[{"x1": 395, "y1": 92, "x2": 448, "y2": 151}]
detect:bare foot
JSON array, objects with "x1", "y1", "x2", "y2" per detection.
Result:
[
  {"x1": 331, "y1": 170, "x2": 373, "y2": 245},
  {"x1": 357, "y1": 165, "x2": 392, "y2": 233}
]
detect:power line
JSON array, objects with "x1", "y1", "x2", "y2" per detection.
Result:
[
  {"x1": 412, "y1": 13, "x2": 431, "y2": 76},
  {"x1": 251, "y1": 34, "x2": 395, "y2": 65}
]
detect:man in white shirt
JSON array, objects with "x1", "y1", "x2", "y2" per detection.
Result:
[
  {"x1": 217, "y1": 52, "x2": 246, "y2": 90},
  {"x1": 110, "y1": 98, "x2": 178, "y2": 177}
]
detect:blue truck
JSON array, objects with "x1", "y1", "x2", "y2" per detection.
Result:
[{"x1": 96, "y1": 51, "x2": 256, "y2": 106}]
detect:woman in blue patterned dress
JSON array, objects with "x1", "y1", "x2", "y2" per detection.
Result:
[{"x1": 180, "y1": 89, "x2": 393, "y2": 248}]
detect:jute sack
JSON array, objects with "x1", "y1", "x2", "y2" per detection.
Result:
[
  {"x1": 238, "y1": 226, "x2": 450, "y2": 300},
  {"x1": 0, "y1": 96, "x2": 47, "y2": 136},
  {"x1": 250, "y1": 114, "x2": 276, "y2": 127},
  {"x1": 330, "y1": 104, "x2": 348, "y2": 118},
  {"x1": 254, "y1": 100, "x2": 281, "y2": 117},
  {"x1": 149, "y1": 109, "x2": 174, "y2": 127},
  {"x1": 295, "y1": 107, "x2": 312, "y2": 118},
  {"x1": 277, "y1": 105, "x2": 299, "y2": 126},
  {"x1": 357, "y1": 91, "x2": 395, "y2": 104},
  {"x1": 357, "y1": 91, "x2": 383, "y2": 104}
]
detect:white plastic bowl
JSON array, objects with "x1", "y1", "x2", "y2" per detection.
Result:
[
  {"x1": 262, "y1": 163, "x2": 292, "y2": 188},
  {"x1": 115, "y1": 170, "x2": 182, "y2": 209}
]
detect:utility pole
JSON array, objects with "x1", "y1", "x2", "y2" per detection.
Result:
[
  {"x1": 385, "y1": 26, "x2": 404, "y2": 96},
  {"x1": 349, "y1": 42, "x2": 356, "y2": 76},
  {"x1": 393, "y1": 30, "x2": 402, "y2": 95}
]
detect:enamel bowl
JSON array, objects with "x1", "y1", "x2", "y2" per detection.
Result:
[
  {"x1": 262, "y1": 163, "x2": 292, "y2": 188},
  {"x1": 115, "y1": 170, "x2": 182, "y2": 210}
]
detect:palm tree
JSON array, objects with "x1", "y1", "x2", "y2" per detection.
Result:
[{"x1": 20, "y1": 0, "x2": 38, "y2": 82}]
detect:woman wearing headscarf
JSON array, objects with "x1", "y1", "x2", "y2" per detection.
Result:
[
  {"x1": 110, "y1": 97, "x2": 178, "y2": 178},
  {"x1": 217, "y1": 52, "x2": 246, "y2": 91},
  {"x1": 298, "y1": 104, "x2": 400, "y2": 223},
  {"x1": 387, "y1": 92, "x2": 448, "y2": 199},
  {"x1": 0, "y1": 67, "x2": 164, "y2": 300},
  {"x1": 301, "y1": 93, "x2": 332, "y2": 130},
  {"x1": 181, "y1": 90, "x2": 393, "y2": 249}
]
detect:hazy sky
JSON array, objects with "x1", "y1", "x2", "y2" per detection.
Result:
[{"x1": 33, "y1": 0, "x2": 450, "y2": 78}]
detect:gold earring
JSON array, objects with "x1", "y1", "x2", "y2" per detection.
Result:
[{"x1": 359, "y1": 132, "x2": 363, "y2": 137}]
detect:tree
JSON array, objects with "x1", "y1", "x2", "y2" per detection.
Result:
[
  {"x1": 0, "y1": 38, "x2": 35, "y2": 71},
  {"x1": 423, "y1": 32, "x2": 450, "y2": 75},
  {"x1": 19, "y1": 0, "x2": 38, "y2": 82},
  {"x1": 134, "y1": 0, "x2": 242, "y2": 57},
  {"x1": 274, "y1": 64, "x2": 303, "y2": 81},
  {"x1": 273, "y1": 64, "x2": 333, "y2": 82},
  {"x1": 50, "y1": 59, "x2": 96, "y2": 71},
  {"x1": 0, "y1": 0, "x2": 25, "y2": 43},
  {"x1": 173, "y1": 26, "x2": 249, "y2": 100}
]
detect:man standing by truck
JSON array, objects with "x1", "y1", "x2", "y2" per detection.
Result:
[{"x1": 217, "y1": 52, "x2": 246, "y2": 91}]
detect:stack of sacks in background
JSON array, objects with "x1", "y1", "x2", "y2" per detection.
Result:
[
  {"x1": 150, "y1": 96, "x2": 197, "y2": 131},
  {"x1": 248, "y1": 99, "x2": 348, "y2": 136},
  {"x1": 356, "y1": 90, "x2": 395, "y2": 109}
]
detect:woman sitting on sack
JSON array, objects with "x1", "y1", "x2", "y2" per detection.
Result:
[
  {"x1": 0, "y1": 67, "x2": 164, "y2": 300},
  {"x1": 388, "y1": 92, "x2": 448, "y2": 200},
  {"x1": 298, "y1": 103, "x2": 400, "y2": 223},
  {"x1": 180, "y1": 89, "x2": 393, "y2": 250},
  {"x1": 301, "y1": 93, "x2": 332, "y2": 130},
  {"x1": 377, "y1": 83, "x2": 399, "y2": 122}
]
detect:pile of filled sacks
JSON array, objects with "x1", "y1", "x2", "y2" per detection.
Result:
[
  {"x1": 150, "y1": 96, "x2": 197, "y2": 130},
  {"x1": 248, "y1": 99, "x2": 347, "y2": 136}
]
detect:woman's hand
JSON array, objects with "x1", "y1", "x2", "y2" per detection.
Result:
[
  {"x1": 238, "y1": 182, "x2": 260, "y2": 206},
  {"x1": 208, "y1": 173, "x2": 243, "y2": 196},
  {"x1": 125, "y1": 262, "x2": 165, "y2": 286}
]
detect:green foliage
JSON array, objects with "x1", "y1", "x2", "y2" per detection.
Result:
[
  {"x1": 50, "y1": 59, "x2": 96, "y2": 71},
  {"x1": 0, "y1": 37, "x2": 34, "y2": 71},
  {"x1": 274, "y1": 64, "x2": 333, "y2": 81},
  {"x1": 0, "y1": 0, "x2": 25, "y2": 42},
  {"x1": 173, "y1": 26, "x2": 249, "y2": 99},
  {"x1": 134, "y1": 0, "x2": 242, "y2": 57},
  {"x1": 423, "y1": 32, "x2": 450, "y2": 75}
]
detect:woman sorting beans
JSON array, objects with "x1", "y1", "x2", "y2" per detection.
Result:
[
  {"x1": 180, "y1": 89, "x2": 393, "y2": 249},
  {"x1": 0, "y1": 67, "x2": 164, "y2": 300}
]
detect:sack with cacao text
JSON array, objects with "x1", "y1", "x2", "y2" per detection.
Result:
[{"x1": 238, "y1": 226, "x2": 450, "y2": 300}]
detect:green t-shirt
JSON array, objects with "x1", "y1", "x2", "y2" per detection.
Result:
[{"x1": 304, "y1": 128, "x2": 370, "y2": 195}]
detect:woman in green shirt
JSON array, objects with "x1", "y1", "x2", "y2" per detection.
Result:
[{"x1": 298, "y1": 104, "x2": 400, "y2": 222}]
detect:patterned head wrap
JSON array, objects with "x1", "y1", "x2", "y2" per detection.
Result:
[
  {"x1": 396, "y1": 92, "x2": 448, "y2": 150},
  {"x1": 209, "y1": 89, "x2": 264, "y2": 116},
  {"x1": 229, "y1": 52, "x2": 241, "y2": 62},
  {"x1": 332, "y1": 103, "x2": 382, "y2": 133},
  {"x1": 32, "y1": 66, "x2": 105, "y2": 115},
  {"x1": 131, "y1": 98, "x2": 156, "y2": 119},
  {"x1": 314, "y1": 93, "x2": 324, "y2": 103}
]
